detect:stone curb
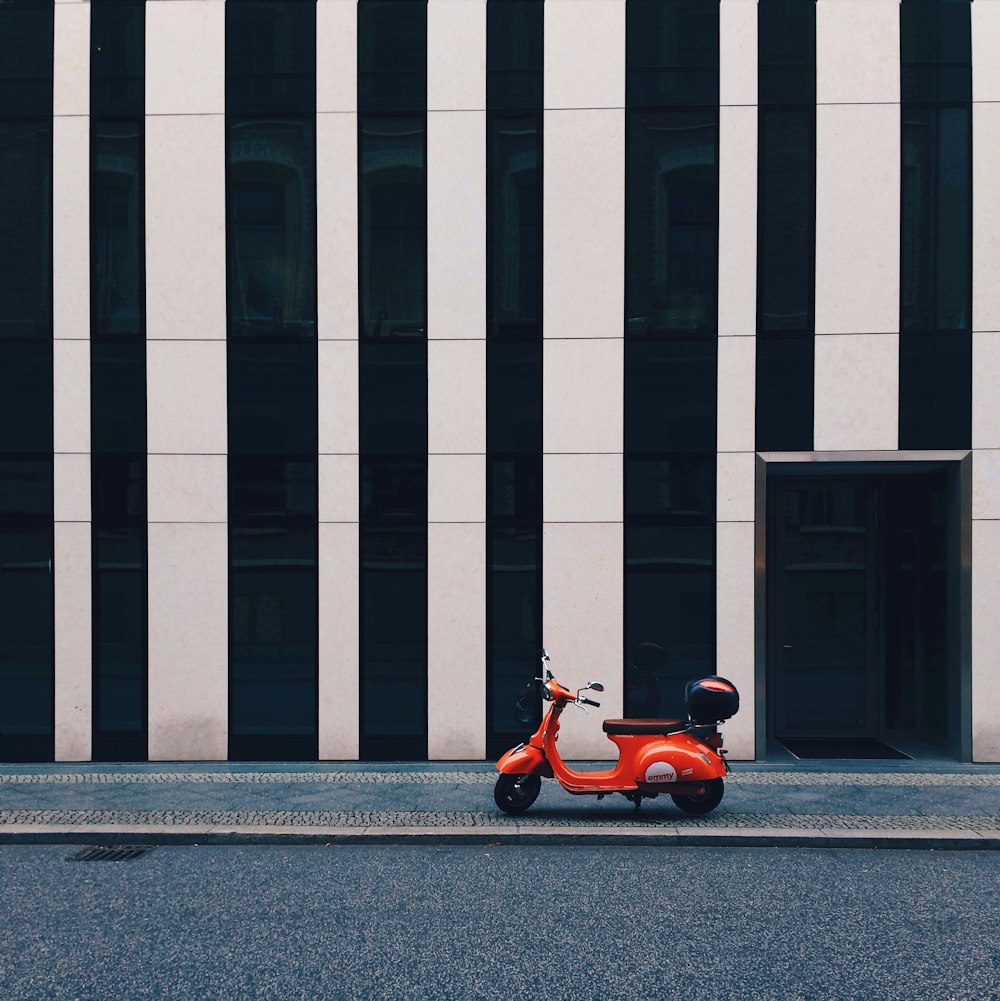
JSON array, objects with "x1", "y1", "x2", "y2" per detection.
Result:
[{"x1": 2, "y1": 825, "x2": 998, "y2": 851}]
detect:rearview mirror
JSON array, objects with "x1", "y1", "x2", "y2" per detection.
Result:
[{"x1": 588, "y1": 682, "x2": 605, "y2": 693}]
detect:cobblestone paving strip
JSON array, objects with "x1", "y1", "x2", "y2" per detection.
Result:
[
  {"x1": 0, "y1": 770, "x2": 998, "y2": 786},
  {"x1": 1, "y1": 810, "x2": 998, "y2": 831}
]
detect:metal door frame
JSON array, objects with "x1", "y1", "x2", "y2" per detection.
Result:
[{"x1": 753, "y1": 451, "x2": 972, "y2": 761}]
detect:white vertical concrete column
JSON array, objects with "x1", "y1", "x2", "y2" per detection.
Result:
[
  {"x1": 426, "y1": 0, "x2": 487, "y2": 758},
  {"x1": 717, "y1": 0, "x2": 757, "y2": 760},
  {"x1": 52, "y1": 0, "x2": 92, "y2": 761},
  {"x1": 543, "y1": 0, "x2": 625, "y2": 759},
  {"x1": 145, "y1": 0, "x2": 228, "y2": 759},
  {"x1": 813, "y1": 0, "x2": 899, "y2": 452},
  {"x1": 317, "y1": 0, "x2": 360, "y2": 760},
  {"x1": 970, "y1": 2, "x2": 1000, "y2": 761}
]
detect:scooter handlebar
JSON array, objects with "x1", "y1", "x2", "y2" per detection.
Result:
[{"x1": 579, "y1": 698, "x2": 601, "y2": 708}]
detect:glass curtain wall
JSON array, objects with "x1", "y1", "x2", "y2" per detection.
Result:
[
  {"x1": 226, "y1": 0, "x2": 319, "y2": 760},
  {"x1": 899, "y1": 0, "x2": 972, "y2": 449},
  {"x1": 90, "y1": 0, "x2": 148, "y2": 761},
  {"x1": 358, "y1": 0, "x2": 428, "y2": 760},
  {"x1": 0, "y1": 2, "x2": 54, "y2": 762},
  {"x1": 485, "y1": 0, "x2": 543, "y2": 757},
  {"x1": 624, "y1": 0, "x2": 719, "y2": 719},
  {"x1": 755, "y1": 0, "x2": 816, "y2": 452}
]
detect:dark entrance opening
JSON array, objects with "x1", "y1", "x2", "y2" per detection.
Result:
[{"x1": 766, "y1": 464, "x2": 962, "y2": 758}]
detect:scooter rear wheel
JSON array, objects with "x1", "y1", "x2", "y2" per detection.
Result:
[
  {"x1": 671, "y1": 777, "x2": 724, "y2": 815},
  {"x1": 494, "y1": 773, "x2": 541, "y2": 815}
]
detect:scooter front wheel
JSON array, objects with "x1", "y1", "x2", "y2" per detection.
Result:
[
  {"x1": 494, "y1": 773, "x2": 541, "y2": 815},
  {"x1": 671, "y1": 777, "x2": 724, "y2": 815}
]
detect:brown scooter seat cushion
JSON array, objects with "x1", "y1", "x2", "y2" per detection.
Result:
[{"x1": 602, "y1": 718, "x2": 687, "y2": 736}]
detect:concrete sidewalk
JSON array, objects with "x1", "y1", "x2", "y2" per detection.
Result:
[{"x1": 1, "y1": 760, "x2": 998, "y2": 850}]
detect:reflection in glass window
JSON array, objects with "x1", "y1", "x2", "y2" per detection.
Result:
[
  {"x1": 0, "y1": 121, "x2": 52, "y2": 341},
  {"x1": 0, "y1": 462, "x2": 54, "y2": 761},
  {"x1": 625, "y1": 458, "x2": 716, "y2": 720},
  {"x1": 627, "y1": 0, "x2": 719, "y2": 109},
  {"x1": 901, "y1": 107, "x2": 970, "y2": 334},
  {"x1": 359, "y1": 116, "x2": 426, "y2": 339},
  {"x1": 487, "y1": 1, "x2": 543, "y2": 755},
  {"x1": 0, "y1": 3, "x2": 53, "y2": 762},
  {"x1": 488, "y1": 116, "x2": 541, "y2": 341},
  {"x1": 91, "y1": 0, "x2": 148, "y2": 761},
  {"x1": 626, "y1": 112, "x2": 718, "y2": 339},
  {"x1": 226, "y1": 2, "x2": 318, "y2": 760},
  {"x1": 360, "y1": 459, "x2": 427, "y2": 756},
  {"x1": 358, "y1": 0, "x2": 426, "y2": 113},
  {"x1": 899, "y1": 0, "x2": 971, "y2": 450},
  {"x1": 358, "y1": 0, "x2": 428, "y2": 759},
  {"x1": 756, "y1": 0, "x2": 815, "y2": 452},
  {"x1": 625, "y1": 5, "x2": 718, "y2": 717},
  {"x1": 93, "y1": 123, "x2": 143, "y2": 340},
  {"x1": 228, "y1": 119, "x2": 317, "y2": 340}
]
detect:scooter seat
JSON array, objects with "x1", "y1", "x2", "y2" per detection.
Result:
[{"x1": 602, "y1": 718, "x2": 687, "y2": 736}]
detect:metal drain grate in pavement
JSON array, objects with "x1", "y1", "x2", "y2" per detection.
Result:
[{"x1": 68, "y1": 845, "x2": 156, "y2": 862}]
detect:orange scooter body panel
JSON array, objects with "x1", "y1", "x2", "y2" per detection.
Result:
[
  {"x1": 496, "y1": 742, "x2": 547, "y2": 776},
  {"x1": 540, "y1": 709, "x2": 724, "y2": 794},
  {"x1": 633, "y1": 733, "x2": 725, "y2": 790}
]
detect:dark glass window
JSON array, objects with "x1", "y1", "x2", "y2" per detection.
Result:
[
  {"x1": 901, "y1": 104, "x2": 970, "y2": 334},
  {"x1": 756, "y1": 0, "x2": 816, "y2": 452},
  {"x1": 487, "y1": 1, "x2": 543, "y2": 755},
  {"x1": 486, "y1": 0, "x2": 543, "y2": 111},
  {"x1": 758, "y1": 0, "x2": 816, "y2": 107},
  {"x1": 92, "y1": 122, "x2": 144, "y2": 340},
  {"x1": 229, "y1": 457, "x2": 318, "y2": 760},
  {"x1": 226, "y1": 2, "x2": 318, "y2": 759},
  {"x1": 358, "y1": 1, "x2": 428, "y2": 759},
  {"x1": 899, "y1": 0, "x2": 971, "y2": 450},
  {"x1": 0, "y1": 342, "x2": 53, "y2": 454},
  {"x1": 0, "y1": 4, "x2": 53, "y2": 762},
  {"x1": 91, "y1": 0, "x2": 144, "y2": 117},
  {"x1": 0, "y1": 2, "x2": 54, "y2": 117},
  {"x1": 359, "y1": 116, "x2": 426, "y2": 339},
  {"x1": 0, "y1": 459, "x2": 54, "y2": 761},
  {"x1": 360, "y1": 458, "x2": 427, "y2": 758},
  {"x1": 899, "y1": 333, "x2": 971, "y2": 450},
  {"x1": 91, "y1": 0, "x2": 147, "y2": 761},
  {"x1": 624, "y1": 458, "x2": 715, "y2": 719},
  {"x1": 625, "y1": 4, "x2": 718, "y2": 713},
  {"x1": 91, "y1": 341, "x2": 145, "y2": 454},
  {"x1": 626, "y1": 111, "x2": 719, "y2": 339},
  {"x1": 226, "y1": 0, "x2": 316, "y2": 116},
  {"x1": 901, "y1": 0, "x2": 971, "y2": 105},
  {"x1": 486, "y1": 340, "x2": 542, "y2": 455},
  {"x1": 92, "y1": 456, "x2": 146, "y2": 760},
  {"x1": 0, "y1": 120, "x2": 52, "y2": 341},
  {"x1": 487, "y1": 115, "x2": 541, "y2": 342},
  {"x1": 227, "y1": 118, "x2": 317, "y2": 340},
  {"x1": 625, "y1": 338, "x2": 716, "y2": 455},
  {"x1": 358, "y1": 0, "x2": 427, "y2": 113},
  {"x1": 755, "y1": 336, "x2": 814, "y2": 452},
  {"x1": 627, "y1": 0, "x2": 719, "y2": 109},
  {"x1": 228, "y1": 341, "x2": 318, "y2": 454}
]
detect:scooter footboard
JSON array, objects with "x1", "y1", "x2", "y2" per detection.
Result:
[{"x1": 496, "y1": 743, "x2": 551, "y2": 777}]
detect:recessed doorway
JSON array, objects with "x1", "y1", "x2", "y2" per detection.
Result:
[{"x1": 766, "y1": 464, "x2": 964, "y2": 759}]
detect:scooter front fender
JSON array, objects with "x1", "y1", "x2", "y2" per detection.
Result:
[{"x1": 496, "y1": 742, "x2": 549, "y2": 777}]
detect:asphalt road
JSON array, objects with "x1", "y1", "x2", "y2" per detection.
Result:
[{"x1": 0, "y1": 845, "x2": 996, "y2": 1000}]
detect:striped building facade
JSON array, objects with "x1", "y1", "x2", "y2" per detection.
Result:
[{"x1": 1, "y1": 0, "x2": 998, "y2": 764}]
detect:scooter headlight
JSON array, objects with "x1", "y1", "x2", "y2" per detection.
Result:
[{"x1": 541, "y1": 683, "x2": 553, "y2": 701}]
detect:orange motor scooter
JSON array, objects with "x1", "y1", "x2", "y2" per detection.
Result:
[{"x1": 494, "y1": 650, "x2": 739, "y2": 816}]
